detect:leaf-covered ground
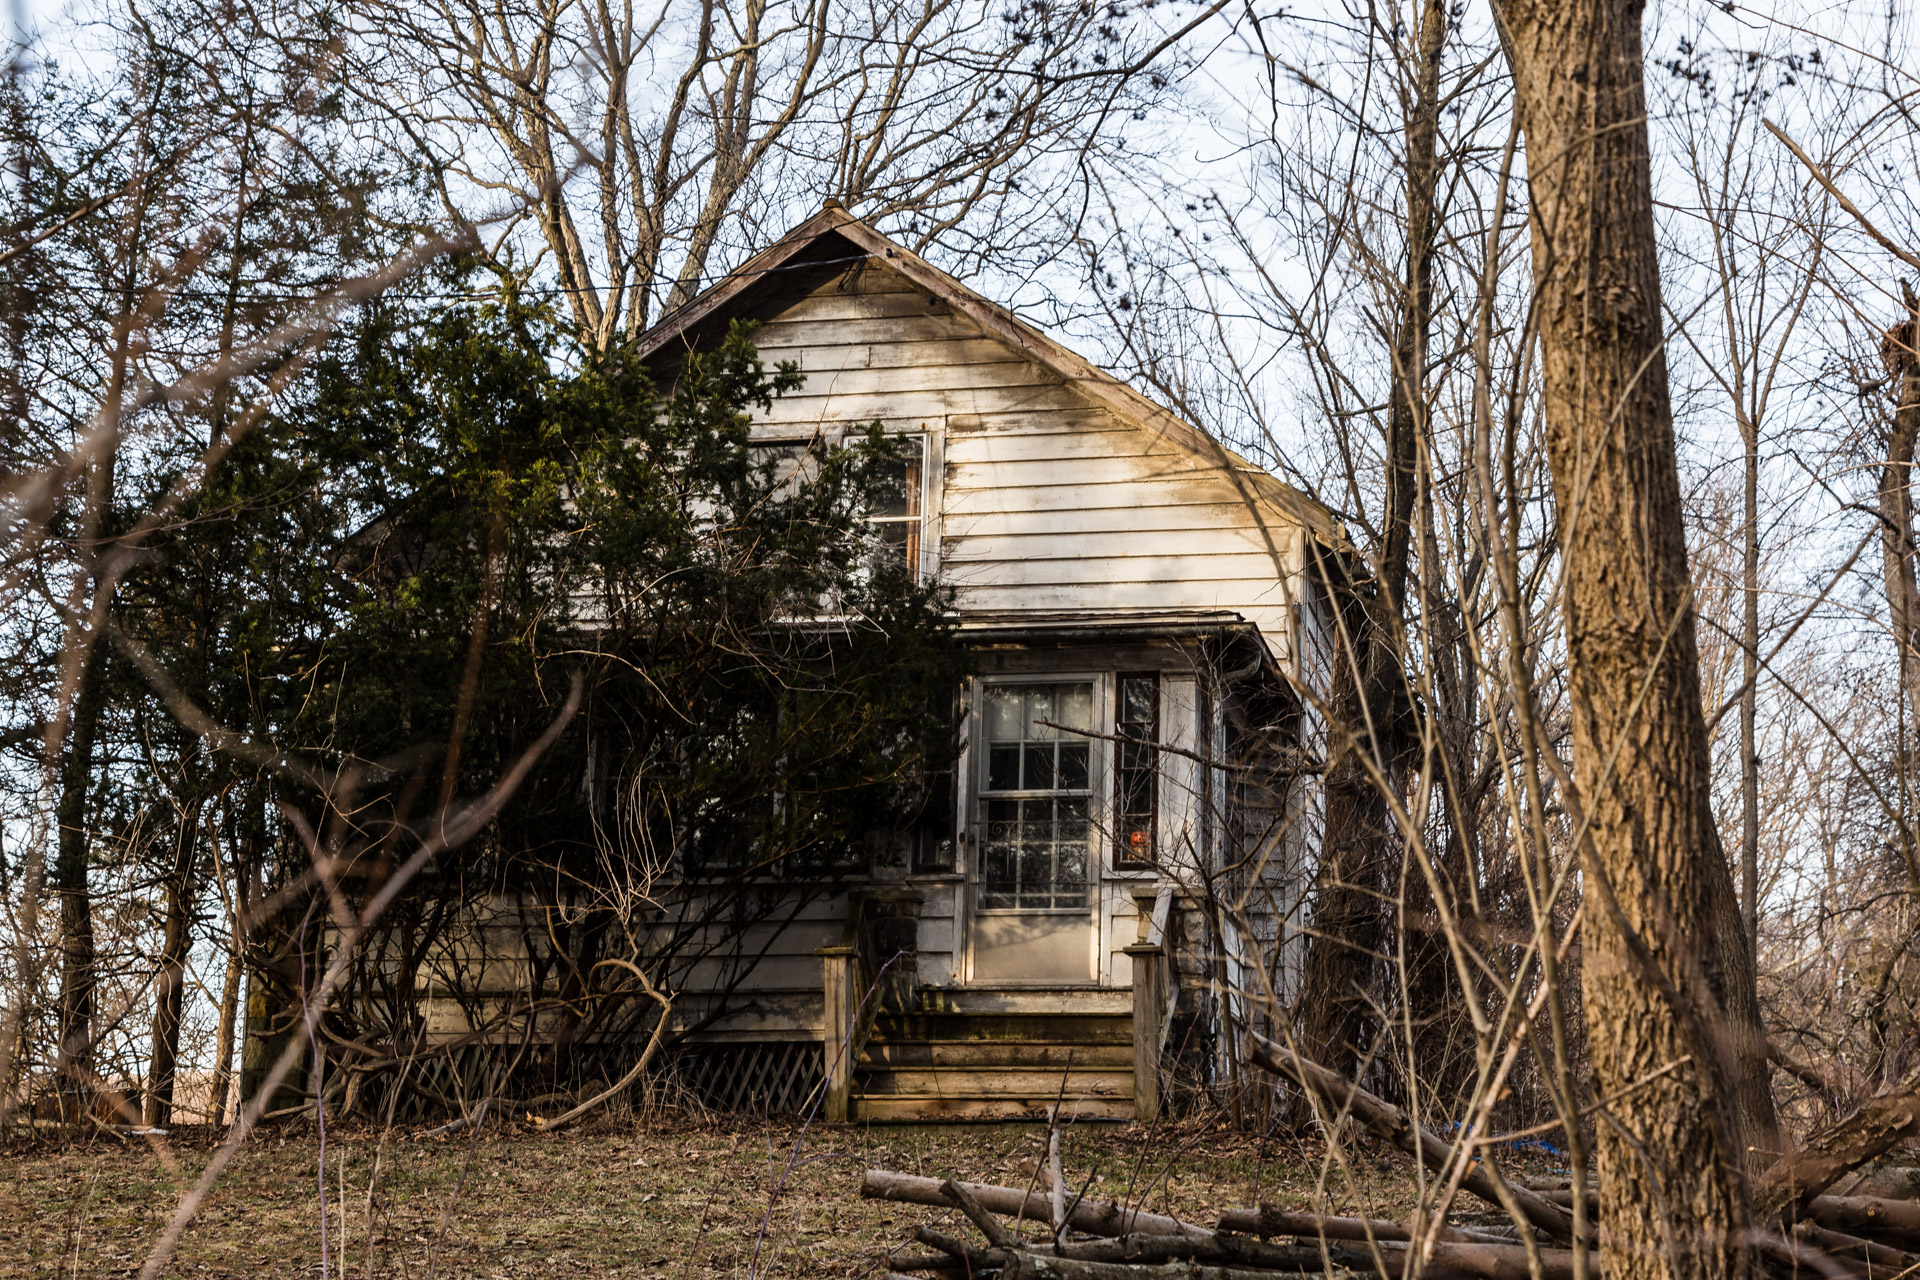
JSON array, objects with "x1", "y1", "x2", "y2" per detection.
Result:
[{"x1": 0, "y1": 1113, "x2": 1430, "y2": 1279}]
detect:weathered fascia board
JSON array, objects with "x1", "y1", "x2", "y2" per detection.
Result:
[
  {"x1": 974, "y1": 644, "x2": 1217, "y2": 676},
  {"x1": 951, "y1": 585, "x2": 1298, "y2": 639}
]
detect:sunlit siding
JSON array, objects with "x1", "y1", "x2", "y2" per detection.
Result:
[{"x1": 738, "y1": 262, "x2": 1310, "y2": 662}]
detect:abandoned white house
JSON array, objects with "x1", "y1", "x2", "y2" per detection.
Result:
[{"x1": 588, "y1": 205, "x2": 1345, "y2": 1122}]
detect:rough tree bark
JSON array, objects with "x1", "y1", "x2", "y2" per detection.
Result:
[{"x1": 1495, "y1": 0, "x2": 1782, "y2": 1277}]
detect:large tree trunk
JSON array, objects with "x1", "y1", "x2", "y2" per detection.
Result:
[
  {"x1": 1882, "y1": 287, "x2": 1920, "y2": 908},
  {"x1": 209, "y1": 917, "x2": 243, "y2": 1125},
  {"x1": 1880, "y1": 286, "x2": 1920, "y2": 774},
  {"x1": 1296, "y1": 610, "x2": 1392, "y2": 1086},
  {"x1": 145, "y1": 792, "x2": 203, "y2": 1126},
  {"x1": 52, "y1": 641, "x2": 106, "y2": 1115},
  {"x1": 1496, "y1": 1, "x2": 1781, "y2": 1277},
  {"x1": 1295, "y1": 0, "x2": 1448, "y2": 1092},
  {"x1": 1390, "y1": 0, "x2": 1478, "y2": 1115}
]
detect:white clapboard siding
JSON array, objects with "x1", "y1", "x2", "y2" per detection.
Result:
[
  {"x1": 711, "y1": 249, "x2": 1317, "y2": 662},
  {"x1": 753, "y1": 383, "x2": 1093, "y2": 425},
  {"x1": 754, "y1": 290, "x2": 951, "y2": 322},
  {"x1": 944, "y1": 425, "x2": 1206, "y2": 464},
  {"x1": 751, "y1": 335, "x2": 1022, "y2": 369},
  {"x1": 938, "y1": 553, "x2": 1289, "y2": 589},
  {"x1": 942, "y1": 504, "x2": 1271, "y2": 537},
  {"x1": 943, "y1": 527, "x2": 1280, "y2": 562}
]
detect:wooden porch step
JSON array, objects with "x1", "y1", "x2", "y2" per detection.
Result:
[
  {"x1": 857, "y1": 1066, "x2": 1133, "y2": 1098},
  {"x1": 867, "y1": 1013, "x2": 1131, "y2": 1045},
  {"x1": 861, "y1": 1040, "x2": 1133, "y2": 1069},
  {"x1": 853, "y1": 1095, "x2": 1134, "y2": 1122},
  {"x1": 913, "y1": 986, "x2": 1132, "y2": 1017}
]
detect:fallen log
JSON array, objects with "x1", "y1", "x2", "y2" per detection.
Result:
[
  {"x1": 899, "y1": 1222, "x2": 1592, "y2": 1280},
  {"x1": 1245, "y1": 1033, "x2": 1581, "y2": 1244},
  {"x1": 863, "y1": 1169, "x2": 1211, "y2": 1239},
  {"x1": 1806, "y1": 1195, "x2": 1920, "y2": 1250},
  {"x1": 1217, "y1": 1206, "x2": 1514, "y2": 1245},
  {"x1": 1026, "y1": 1232, "x2": 1347, "y2": 1269},
  {"x1": 1048, "y1": 1233, "x2": 1591, "y2": 1280},
  {"x1": 885, "y1": 1171, "x2": 1595, "y2": 1280},
  {"x1": 1755, "y1": 1066, "x2": 1920, "y2": 1220},
  {"x1": 1792, "y1": 1220, "x2": 1920, "y2": 1271}
]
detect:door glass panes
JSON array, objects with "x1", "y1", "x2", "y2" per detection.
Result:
[{"x1": 979, "y1": 683, "x2": 1094, "y2": 909}]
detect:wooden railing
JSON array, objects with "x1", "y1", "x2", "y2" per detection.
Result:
[
  {"x1": 1124, "y1": 886, "x2": 1177, "y2": 1122},
  {"x1": 816, "y1": 888, "x2": 921, "y2": 1122},
  {"x1": 816, "y1": 892, "x2": 868, "y2": 1123}
]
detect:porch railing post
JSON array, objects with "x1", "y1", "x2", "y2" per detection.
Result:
[
  {"x1": 1125, "y1": 939, "x2": 1163, "y2": 1122},
  {"x1": 816, "y1": 944, "x2": 857, "y2": 1122},
  {"x1": 1125, "y1": 887, "x2": 1164, "y2": 1123}
]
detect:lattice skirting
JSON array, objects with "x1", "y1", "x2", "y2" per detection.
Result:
[{"x1": 659, "y1": 1040, "x2": 823, "y2": 1115}]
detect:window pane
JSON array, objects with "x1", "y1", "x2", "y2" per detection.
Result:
[
  {"x1": 1058, "y1": 683, "x2": 1093, "y2": 733},
  {"x1": 988, "y1": 745, "x2": 1020, "y2": 792},
  {"x1": 986, "y1": 687, "x2": 1022, "y2": 741},
  {"x1": 1056, "y1": 742, "x2": 1088, "y2": 790},
  {"x1": 869, "y1": 447, "x2": 921, "y2": 520},
  {"x1": 1023, "y1": 742, "x2": 1055, "y2": 790},
  {"x1": 1023, "y1": 687, "x2": 1056, "y2": 740}
]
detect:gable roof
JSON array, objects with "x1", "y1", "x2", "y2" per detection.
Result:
[{"x1": 634, "y1": 205, "x2": 1346, "y2": 553}]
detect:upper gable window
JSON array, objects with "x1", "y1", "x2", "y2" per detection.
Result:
[{"x1": 864, "y1": 436, "x2": 926, "y2": 579}]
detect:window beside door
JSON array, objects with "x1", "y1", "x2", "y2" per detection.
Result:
[{"x1": 1114, "y1": 673, "x2": 1159, "y2": 868}]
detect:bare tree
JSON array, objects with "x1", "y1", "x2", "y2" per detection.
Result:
[
  {"x1": 1496, "y1": 0, "x2": 1780, "y2": 1276},
  {"x1": 340, "y1": 0, "x2": 1213, "y2": 348}
]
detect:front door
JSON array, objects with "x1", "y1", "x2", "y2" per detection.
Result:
[{"x1": 968, "y1": 681, "x2": 1098, "y2": 984}]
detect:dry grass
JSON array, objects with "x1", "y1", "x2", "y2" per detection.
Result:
[{"x1": 0, "y1": 1112, "x2": 1449, "y2": 1279}]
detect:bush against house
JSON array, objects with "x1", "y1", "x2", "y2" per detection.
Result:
[{"x1": 108, "y1": 290, "x2": 966, "y2": 1116}]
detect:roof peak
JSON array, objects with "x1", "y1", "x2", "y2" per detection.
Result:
[{"x1": 632, "y1": 211, "x2": 1343, "y2": 548}]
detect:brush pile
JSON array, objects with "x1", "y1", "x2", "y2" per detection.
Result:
[{"x1": 864, "y1": 1035, "x2": 1920, "y2": 1280}]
